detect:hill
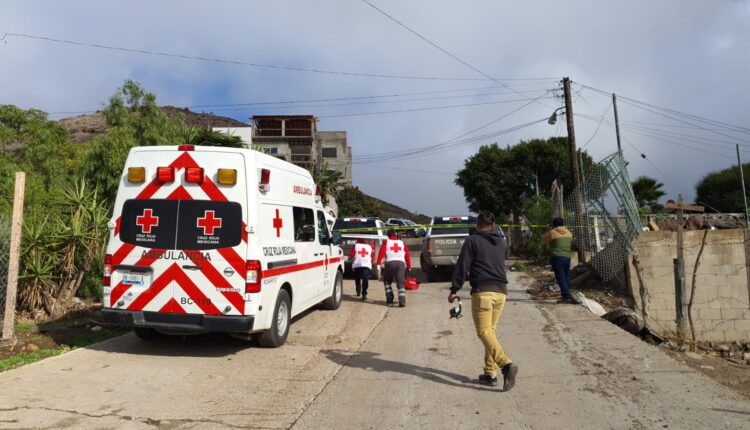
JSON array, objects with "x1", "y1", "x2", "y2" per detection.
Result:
[
  {"x1": 336, "y1": 186, "x2": 430, "y2": 223},
  {"x1": 58, "y1": 106, "x2": 247, "y2": 144}
]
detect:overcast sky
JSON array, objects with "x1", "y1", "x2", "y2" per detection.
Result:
[{"x1": 2, "y1": 0, "x2": 749, "y2": 216}]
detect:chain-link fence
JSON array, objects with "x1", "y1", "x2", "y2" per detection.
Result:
[
  {"x1": 552, "y1": 151, "x2": 642, "y2": 282},
  {"x1": 0, "y1": 214, "x2": 10, "y2": 326}
]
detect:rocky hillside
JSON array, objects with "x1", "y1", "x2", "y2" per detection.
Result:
[{"x1": 58, "y1": 106, "x2": 247, "y2": 143}]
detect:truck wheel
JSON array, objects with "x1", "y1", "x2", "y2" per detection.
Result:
[
  {"x1": 420, "y1": 254, "x2": 428, "y2": 273},
  {"x1": 258, "y1": 290, "x2": 291, "y2": 348},
  {"x1": 133, "y1": 327, "x2": 161, "y2": 340},
  {"x1": 322, "y1": 271, "x2": 343, "y2": 310},
  {"x1": 426, "y1": 265, "x2": 439, "y2": 283},
  {"x1": 370, "y1": 265, "x2": 380, "y2": 280}
]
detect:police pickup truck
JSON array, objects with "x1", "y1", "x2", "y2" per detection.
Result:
[
  {"x1": 333, "y1": 217, "x2": 386, "y2": 279},
  {"x1": 420, "y1": 216, "x2": 507, "y2": 282}
]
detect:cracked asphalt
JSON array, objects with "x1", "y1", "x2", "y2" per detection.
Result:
[{"x1": 1, "y1": 272, "x2": 749, "y2": 429}]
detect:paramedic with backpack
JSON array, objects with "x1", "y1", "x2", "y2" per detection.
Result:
[
  {"x1": 376, "y1": 229, "x2": 411, "y2": 307},
  {"x1": 349, "y1": 238, "x2": 375, "y2": 300}
]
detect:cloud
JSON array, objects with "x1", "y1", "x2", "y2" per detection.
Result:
[{"x1": 1, "y1": 0, "x2": 749, "y2": 215}]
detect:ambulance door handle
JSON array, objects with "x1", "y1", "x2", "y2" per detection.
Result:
[
  {"x1": 182, "y1": 265, "x2": 202, "y2": 271},
  {"x1": 314, "y1": 253, "x2": 322, "y2": 257}
]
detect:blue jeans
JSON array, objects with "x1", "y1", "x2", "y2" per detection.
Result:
[{"x1": 550, "y1": 256, "x2": 572, "y2": 299}]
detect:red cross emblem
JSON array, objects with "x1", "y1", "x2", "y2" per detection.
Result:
[
  {"x1": 273, "y1": 209, "x2": 283, "y2": 237},
  {"x1": 390, "y1": 242, "x2": 402, "y2": 253},
  {"x1": 358, "y1": 247, "x2": 370, "y2": 258},
  {"x1": 136, "y1": 209, "x2": 159, "y2": 234},
  {"x1": 197, "y1": 210, "x2": 222, "y2": 236}
]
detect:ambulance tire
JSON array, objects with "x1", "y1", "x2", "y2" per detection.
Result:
[
  {"x1": 370, "y1": 265, "x2": 380, "y2": 280},
  {"x1": 322, "y1": 271, "x2": 344, "y2": 310},
  {"x1": 258, "y1": 290, "x2": 291, "y2": 348},
  {"x1": 133, "y1": 327, "x2": 161, "y2": 340}
]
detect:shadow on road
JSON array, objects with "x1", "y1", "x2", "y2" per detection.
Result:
[
  {"x1": 321, "y1": 349, "x2": 498, "y2": 393},
  {"x1": 86, "y1": 332, "x2": 251, "y2": 357}
]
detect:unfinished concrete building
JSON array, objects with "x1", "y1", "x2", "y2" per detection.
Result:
[{"x1": 214, "y1": 115, "x2": 352, "y2": 185}]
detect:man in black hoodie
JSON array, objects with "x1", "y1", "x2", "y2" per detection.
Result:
[{"x1": 449, "y1": 211, "x2": 518, "y2": 391}]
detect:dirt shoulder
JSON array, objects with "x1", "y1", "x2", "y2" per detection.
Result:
[
  {"x1": 522, "y1": 263, "x2": 750, "y2": 400},
  {"x1": 0, "y1": 306, "x2": 126, "y2": 372}
]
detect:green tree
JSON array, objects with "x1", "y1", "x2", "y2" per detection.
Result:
[
  {"x1": 455, "y1": 138, "x2": 592, "y2": 217},
  {"x1": 83, "y1": 80, "x2": 184, "y2": 202},
  {"x1": 311, "y1": 162, "x2": 345, "y2": 206},
  {"x1": 631, "y1": 176, "x2": 666, "y2": 212},
  {"x1": 695, "y1": 163, "x2": 750, "y2": 213}
]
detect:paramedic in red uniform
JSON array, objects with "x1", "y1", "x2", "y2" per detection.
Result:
[
  {"x1": 376, "y1": 229, "x2": 411, "y2": 307},
  {"x1": 349, "y1": 238, "x2": 375, "y2": 300}
]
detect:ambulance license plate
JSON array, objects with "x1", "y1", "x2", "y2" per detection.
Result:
[{"x1": 122, "y1": 273, "x2": 144, "y2": 285}]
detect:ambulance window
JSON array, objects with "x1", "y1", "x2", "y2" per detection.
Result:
[
  {"x1": 293, "y1": 207, "x2": 315, "y2": 242},
  {"x1": 317, "y1": 210, "x2": 329, "y2": 245},
  {"x1": 120, "y1": 199, "x2": 242, "y2": 250}
]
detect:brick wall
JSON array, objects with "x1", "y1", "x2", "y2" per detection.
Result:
[{"x1": 628, "y1": 229, "x2": 750, "y2": 342}]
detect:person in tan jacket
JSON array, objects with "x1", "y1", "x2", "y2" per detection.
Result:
[{"x1": 541, "y1": 217, "x2": 575, "y2": 303}]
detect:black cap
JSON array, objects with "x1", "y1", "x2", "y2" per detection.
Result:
[{"x1": 551, "y1": 217, "x2": 565, "y2": 227}]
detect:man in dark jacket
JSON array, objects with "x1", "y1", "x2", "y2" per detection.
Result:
[{"x1": 449, "y1": 211, "x2": 518, "y2": 391}]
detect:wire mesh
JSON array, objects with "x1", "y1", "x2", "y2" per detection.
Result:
[
  {"x1": 0, "y1": 214, "x2": 10, "y2": 324},
  {"x1": 552, "y1": 151, "x2": 642, "y2": 282}
]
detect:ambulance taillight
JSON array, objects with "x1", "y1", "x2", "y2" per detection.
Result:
[
  {"x1": 259, "y1": 169, "x2": 271, "y2": 192},
  {"x1": 127, "y1": 167, "x2": 146, "y2": 183},
  {"x1": 185, "y1": 167, "x2": 204, "y2": 184},
  {"x1": 245, "y1": 260, "x2": 263, "y2": 293},
  {"x1": 157, "y1": 167, "x2": 175, "y2": 183},
  {"x1": 103, "y1": 254, "x2": 113, "y2": 287}
]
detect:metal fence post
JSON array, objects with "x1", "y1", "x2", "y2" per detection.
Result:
[{"x1": 2, "y1": 172, "x2": 25, "y2": 341}]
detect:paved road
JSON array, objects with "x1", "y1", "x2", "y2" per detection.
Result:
[{"x1": 1, "y1": 271, "x2": 749, "y2": 429}]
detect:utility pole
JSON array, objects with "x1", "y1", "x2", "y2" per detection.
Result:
[
  {"x1": 563, "y1": 77, "x2": 586, "y2": 264},
  {"x1": 737, "y1": 144, "x2": 749, "y2": 229},
  {"x1": 612, "y1": 93, "x2": 623, "y2": 154}
]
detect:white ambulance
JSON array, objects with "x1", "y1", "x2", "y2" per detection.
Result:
[{"x1": 102, "y1": 144, "x2": 344, "y2": 347}]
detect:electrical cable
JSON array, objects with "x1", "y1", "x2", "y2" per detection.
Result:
[
  {"x1": 2, "y1": 32, "x2": 557, "y2": 83},
  {"x1": 358, "y1": 1, "x2": 555, "y2": 110}
]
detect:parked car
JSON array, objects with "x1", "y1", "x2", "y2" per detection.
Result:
[
  {"x1": 333, "y1": 217, "x2": 387, "y2": 279},
  {"x1": 386, "y1": 218, "x2": 425, "y2": 238}
]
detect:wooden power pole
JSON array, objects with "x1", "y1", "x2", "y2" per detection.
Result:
[
  {"x1": 2, "y1": 172, "x2": 25, "y2": 342},
  {"x1": 563, "y1": 77, "x2": 586, "y2": 264}
]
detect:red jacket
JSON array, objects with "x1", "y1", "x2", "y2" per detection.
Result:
[{"x1": 376, "y1": 235, "x2": 411, "y2": 270}]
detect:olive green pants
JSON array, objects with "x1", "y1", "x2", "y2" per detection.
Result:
[{"x1": 471, "y1": 291, "x2": 512, "y2": 376}]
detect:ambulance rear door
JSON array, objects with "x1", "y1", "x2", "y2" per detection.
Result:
[{"x1": 112, "y1": 148, "x2": 248, "y2": 318}]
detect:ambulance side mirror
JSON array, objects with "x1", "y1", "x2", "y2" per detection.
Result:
[{"x1": 331, "y1": 232, "x2": 343, "y2": 246}]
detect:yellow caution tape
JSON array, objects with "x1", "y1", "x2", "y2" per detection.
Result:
[{"x1": 334, "y1": 223, "x2": 548, "y2": 234}]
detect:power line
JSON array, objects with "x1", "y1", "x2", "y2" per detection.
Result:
[
  {"x1": 2, "y1": 32, "x2": 557, "y2": 83},
  {"x1": 318, "y1": 96, "x2": 548, "y2": 119},
  {"x1": 358, "y1": 1, "x2": 555, "y2": 110},
  {"x1": 353, "y1": 93, "x2": 548, "y2": 161}
]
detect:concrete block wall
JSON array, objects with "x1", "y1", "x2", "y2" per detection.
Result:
[{"x1": 628, "y1": 229, "x2": 750, "y2": 342}]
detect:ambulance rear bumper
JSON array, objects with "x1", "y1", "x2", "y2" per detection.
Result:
[{"x1": 103, "y1": 309, "x2": 255, "y2": 333}]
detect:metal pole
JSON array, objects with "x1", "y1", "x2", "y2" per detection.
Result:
[
  {"x1": 563, "y1": 77, "x2": 586, "y2": 264},
  {"x1": 737, "y1": 144, "x2": 749, "y2": 229},
  {"x1": 612, "y1": 93, "x2": 623, "y2": 154}
]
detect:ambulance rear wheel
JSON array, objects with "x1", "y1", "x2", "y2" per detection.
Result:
[
  {"x1": 322, "y1": 271, "x2": 343, "y2": 310},
  {"x1": 133, "y1": 327, "x2": 161, "y2": 340},
  {"x1": 258, "y1": 290, "x2": 291, "y2": 348}
]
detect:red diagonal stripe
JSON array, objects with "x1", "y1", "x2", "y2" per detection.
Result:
[
  {"x1": 167, "y1": 185, "x2": 191, "y2": 200},
  {"x1": 136, "y1": 152, "x2": 196, "y2": 200},
  {"x1": 190, "y1": 252, "x2": 245, "y2": 314},
  {"x1": 172, "y1": 268, "x2": 222, "y2": 315},
  {"x1": 218, "y1": 248, "x2": 245, "y2": 280},
  {"x1": 127, "y1": 264, "x2": 177, "y2": 311},
  {"x1": 241, "y1": 222, "x2": 248, "y2": 243},
  {"x1": 115, "y1": 217, "x2": 121, "y2": 236},
  {"x1": 112, "y1": 243, "x2": 136, "y2": 265},
  {"x1": 109, "y1": 249, "x2": 167, "y2": 306}
]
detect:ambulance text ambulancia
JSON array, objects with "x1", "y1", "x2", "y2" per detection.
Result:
[{"x1": 102, "y1": 144, "x2": 344, "y2": 347}]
